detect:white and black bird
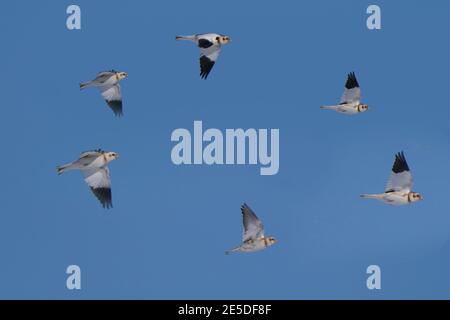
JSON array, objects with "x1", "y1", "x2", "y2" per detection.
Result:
[
  {"x1": 361, "y1": 152, "x2": 422, "y2": 205},
  {"x1": 225, "y1": 203, "x2": 277, "y2": 255},
  {"x1": 321, "y1": 72, "x2": 369, "y2": 115},
  {"x1": 80, "y1": 70, "x2": 128, "y2": 116},
  {"x1": 57, "y1": 149, "x2": 119, "y2": 209},
  {"x1": 176, "y1": 33, "x2": 231, "y2": 79}
]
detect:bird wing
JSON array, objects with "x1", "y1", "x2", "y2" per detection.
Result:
[
  {"x1": 385, "y1": 152, "x2": 413, "y2": 193},
  {"x1": 79, "y1": 150, "x2": 103, "y2": 158},
  {"x1": 94, "y1": 71, "x2": 115, "y2": 84},
  {"x1": 100, "y1": 84, "x2": 123, "y2": 116},
  {"x1": 340, "y1": 72, "x2": 361, "y2": 104},
  {"x1": 83, "y1": 167, "x2": 112, "y2": 209},
  {"x1": 199, "y1": 44, "x2": 221, "y2": 79},
  {"x1": 241, "y1": 203, "x2": 264, "y2": 242},
  {"x1": 73, "y1": 150, "x2": 103, "y2": 166}
]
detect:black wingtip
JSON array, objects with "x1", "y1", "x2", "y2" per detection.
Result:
[
  {"x1": 91, "y1": 187, "x2": 113, "y2": 209},
  {"x1": 392, "y1": 151, "x2": 410, "y2": 173},
  {"x1": 345, "y1": 72, "x2": 359, "y2": 89},
  {"x1": 199, "y1": 56, "x2": 215, "y2": 80},
  {"x1": 106, "y1": 100, "x2": 123, "y2": 117},
  {"x1": 241, "y1": 203, "x2": 252, "y2": 213}
]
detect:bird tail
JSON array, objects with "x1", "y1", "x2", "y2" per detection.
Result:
[
  {"x1": 176, "y1": 35, "x2": 196, "y2": 41},
  {"x1": 57, "y1": 163, "x2": 75, "y2": 175},
  {"x1": 225, "y1": 247, "x2": 240, "y2": 255},
  {"x1": 320, "y1": 105, "x2": 339, "y2": 110},
  {"x1": 79, "y1": 81, "x2": 93, "y2": 90},
  {"x1": 360, "y1": 194, "x2": 383, "y2": 200}
]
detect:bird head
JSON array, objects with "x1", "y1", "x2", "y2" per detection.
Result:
[
  {"x1": 117, "y1": 72, "x2": 128, "y2": 80},
  {"x1": 267, "y1": 236, "x2": 277, "y2": 246},
  {"x1": 409, "y1": 192, "x2": 423, "y2": 202},
  {"x1": 217, "y1": 35, "x2": 231, "y2": 44},
  {"x1": 359, "y1": 104, "x2": 369, "y2": 112},
  {"x1": 106, "y1": 152, "x2": 119, "y2": 162}
]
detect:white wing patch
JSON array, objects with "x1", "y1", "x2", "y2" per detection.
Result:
[
  {"x1": 241, "y1": 203, "x2": 264, "y2": 242},
  {"x1": 200, "y1": 45, "x2": 221, "y2": 62},
  {"x1": 83, "y1": 167, "x2": 112, "y2": 208},
  {"x1": 199, "y1": 46, "x2": 221, "y2": 79},
  {"x1": 385, "y1": 152, "x2": 413, "y2": 193},
  {"x1": 100, "y1": 84, "x2": 123, "y2": 116},
  {"x1": 385, "y1": 171, "x2": 413, "y2": 193},
  {"x1": 340, "y1": 72, "x2": 361, "y2": 104},
  {"x1": 340, "y1": 87, "x2": 361, "y2": 104}
]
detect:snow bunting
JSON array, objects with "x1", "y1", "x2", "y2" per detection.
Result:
[
  {"x1": 321, "y1": 72, "x2": 369, "y2": 115},
  {"x1": 361, "y1": 152, "x2": 422, "y2": 205},
  {"x1": 80, "y1": 70, "x2": 128, "y2": 117},
  {"x1": 57, "y1": 149, "x2": 119, "y2": 209},
  {"x1": 225, "y1": 203, "x2": 277, "y2": 255},
  {"x1": 176, "y1": 33, "x2": 231, "y2": 79}
]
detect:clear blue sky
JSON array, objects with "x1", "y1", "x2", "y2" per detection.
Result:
[{"x1": 1, "y1": 0, "x2": 450, "y2": 299}]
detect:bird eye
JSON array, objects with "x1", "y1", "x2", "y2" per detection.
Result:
[{"x1": 216, "y1": 37, "x2": 220, "y2": 40}]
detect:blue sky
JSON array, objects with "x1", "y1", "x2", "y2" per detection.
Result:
[{"x1": 1, "y1": 0, "x2": 450, "y2": 299}]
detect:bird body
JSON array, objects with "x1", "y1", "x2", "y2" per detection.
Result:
[
  {"x1": 360, "y1": 191, "x2": 418, "y2": 205},
  {"x1": 80, "y1": 71, "x2": 126, "y2": 90},
  {"x1": 57, "y1": 151, "x2": 111, "y2": 174},
  {"x1": 321, "y1": 72, "x2": 368, "y2": 115},
  {"x1": 226, "y1": 203, "x2": 276, "y2": 255},
  {"x1": 80, "y1": 70, "x2": 128, "y2": 116},
  {"x1": 361, "y1": 152, "x2": 422, "y2": 206},
  {"x1": 226, "y1": 238, "x2": 274, "y2": 254},
  {"x1": 57, "y1": 150, "x2": 119, "y2": 209},
  {"x1": 176, "y1": 33, "x2": 231, "y2": 79},
  {"x1": 320, "y1": 102, "x2": 363, "y2": 115},
  {"x1": 176, "y1": 33, "x2": 228, "y2": 45}
]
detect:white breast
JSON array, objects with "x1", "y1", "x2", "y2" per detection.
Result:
[{"x1": 381, "y1": 192, "x2": 409, "y2": 205}]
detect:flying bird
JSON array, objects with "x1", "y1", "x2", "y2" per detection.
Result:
[
  {"x1": 225, "y1": 203, "x2": 277, "y2": 255},
  {"x1": 80, "y1": 70, "x2": 128, "y2": 116},
  {"x1": 361, "y1": 152, "x2": 422, "y2": 205},
  {"x1": 176, "y1": 33, "x2": 231, "y2": 79},
  {"x1": 321, "y1": 72, "x2": 369, "y2": 115},
  {"x1": 57, "y1": 149, "x2": 119, "y2": 209}
]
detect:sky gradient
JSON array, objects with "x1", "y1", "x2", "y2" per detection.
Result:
[{"x1": 1, "y1": 0, "x2": 450, "y2": 299}]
